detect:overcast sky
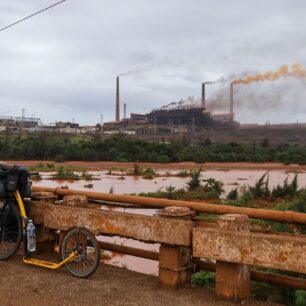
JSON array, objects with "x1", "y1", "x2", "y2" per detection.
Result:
[{"x1": 1, "y1": 0, "x2": 306, "y2": 125}]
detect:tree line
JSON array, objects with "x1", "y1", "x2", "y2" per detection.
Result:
[{"x1": 1, "y1": 134, "x2": 306, "y2": 164}]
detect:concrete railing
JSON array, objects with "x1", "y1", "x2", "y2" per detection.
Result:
[{"x1": 28, "y1": 190, "x2": 306, "y2": 303}]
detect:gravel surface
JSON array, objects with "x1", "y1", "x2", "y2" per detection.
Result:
[{"x1": 0, "y1": 255, "x2": 283, "y2": 306}]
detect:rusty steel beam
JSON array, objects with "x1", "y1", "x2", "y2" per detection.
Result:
[
  {"x1": 99, "y1": 241, "x2": 159, "y2": 261},
  {"x1": 32, "y1": 186, "x2": 306, "y2": 225},
  {"x1": 193, "y1": 227, "x2": 306, "y2": 274},
  {"x1": 28, "y1": 201, "x2": 193, "y2": 246},
  {"x1": 193, "y1": 260, "x2": 306, "y2": 290}
]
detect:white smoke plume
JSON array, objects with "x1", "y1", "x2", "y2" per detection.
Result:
[{"x1": 118, "y1": 58, "x2": 184, "y2": 77}]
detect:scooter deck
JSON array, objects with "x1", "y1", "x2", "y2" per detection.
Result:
[{"x1": 23, "y1": 252, "x2": 76, "y2": 269}]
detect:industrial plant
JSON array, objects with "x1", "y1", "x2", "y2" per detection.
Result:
[
  {"x1": 103, "y1": 77, "x2": 238, "y2": 135},
  {"x1": 2, "y1": 66, "x2": 306, "y2": 146}
]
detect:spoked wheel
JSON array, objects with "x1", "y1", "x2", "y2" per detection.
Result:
[
  {"x1": 0, "y1": 199, "x2": 23, "y2": 260},
  {"x1": 60, "y1": 227, "x2": 100, "y2": 278}
]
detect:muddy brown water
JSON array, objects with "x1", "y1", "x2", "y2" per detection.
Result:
[{"x1": 33, "y1": 169, "x2": 306, "y2": 276}]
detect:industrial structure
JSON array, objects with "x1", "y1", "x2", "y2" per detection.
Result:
[
  {"x1": 0, "y1": 115, "x2": 41, "y2": 129},
  {"x1": 108, "y1": 78, "x2": 237, "y2": 133},
  {"x1": 116, "y1": 76, "x2": 120, "y2": 122}
]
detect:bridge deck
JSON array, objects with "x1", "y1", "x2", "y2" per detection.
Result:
[{"x1": 0, "y1": 254, "x2": 280, "y2": 306}]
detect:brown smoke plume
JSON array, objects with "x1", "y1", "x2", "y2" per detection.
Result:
[{"x1": 232, "y1": 63, "x2": 306, "y2": 85}]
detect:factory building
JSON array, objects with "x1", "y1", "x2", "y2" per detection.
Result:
[{"x1": 146, "y1": 106, "x2": 216, "y2": 127}]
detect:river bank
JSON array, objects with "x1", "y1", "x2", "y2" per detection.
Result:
[{"x1": 3, "y1": 160, "x2": 306, "y2": 171}]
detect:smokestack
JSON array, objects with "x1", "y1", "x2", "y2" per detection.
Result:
[
  {"x1": 230, "y1": 82, "x2": 234, "y2": 120},
  {"x1": 201, "y1": 83, "x2": 205, "y2": 108},
  {"x1": 116, "y1": 76, "x2": 120, "y2": 121},
  {"x1": 124, "y1": 103, "x2": 127, "y2": 119},
  {"x1": 201, "y1": 81, "x2": 214, "y2": 109}
]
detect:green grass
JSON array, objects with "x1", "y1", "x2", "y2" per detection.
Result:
[{"x1": 30, "y1": 162, "x2": 86, "y2": 172}]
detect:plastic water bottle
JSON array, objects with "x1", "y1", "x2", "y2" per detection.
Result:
[{"x1": 26, "y1": 220, "x2": 36, "y2": 252}]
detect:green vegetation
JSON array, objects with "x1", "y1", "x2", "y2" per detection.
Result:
[
  {"x1": 191, "y1": 271, "x2": 215, "y2": 287},
  {"x1": 142, "y1": 168, "x2": 156, "y2": 179},
  {"x1": 186, "y1": 169, "x2": 202, "y2": 191},
  {"x1": 3, "y1": 134, "x2": 306, "y2": 163},
  {"x1": 130, "y1": 163, "x2": 156, "y2": 179},
  {"x1": 30, "y1": 162, "x2": 86, "y2": 172},
  {"x1": 176, "y1": 170, "x2": 192, "y2": 177},
  {"x1": 138, "y1": 170, "x2": 224, "y2": 200},
  {"x1": 52, "y1": 167, "x2": 81, "y2": 180},
  {"x1": 191, "y1": 270, "x2": 306, "y2": 305},
  {"x1": 51, "y1": 167, "x2": 98, "y2": 181},
  {"x1": 132, "y1": 163, "x2": 142, "y2": 175},
  {"x1": 226, "y1": 173, "x2": 301, "y2": 207}
]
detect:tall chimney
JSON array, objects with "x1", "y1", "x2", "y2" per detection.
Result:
[
  {"x1": 230, "y1": 82, "x2": 234, "y2": 120},
  {"x1": 201, "y1": 83, "x2": 205, "y2": 108},
  {"x1": 124, "y1": 103, "x2": 127, "y2": 119},
  {"x1": 201, "y1": 81, "x2": 214, "y2": 109},
  {"x1": 116, "y1": 76, "x2": 120, "y2": 121}
]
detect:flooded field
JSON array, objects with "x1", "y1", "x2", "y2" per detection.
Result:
[
  {"x1": 33, "y1": 169, "x2": 306, "y2": 196},
  {"x1": 32, "y1": 168, "x2": 306, "y2": 276}
]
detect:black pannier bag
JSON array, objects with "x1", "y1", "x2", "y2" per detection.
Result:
[
  {"x1": 1, "y1": 165, "x2": 31, "y2": 198},
  {"x1": 18, "y1": 167, "x2": 32, "y2": 198},
  {"x1": 0, "y1": 164, "x2": 9, "y2": 198},
  {"x1": 5, "y1": 166, "x2": 19, "y2": 192},
  {"x1": 0, "y1": 178, "x2": 7, "y2": 198}
]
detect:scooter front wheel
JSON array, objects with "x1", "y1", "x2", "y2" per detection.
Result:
[{"x1": 60, "y1": 227, "x2": 100, "y2": 278}]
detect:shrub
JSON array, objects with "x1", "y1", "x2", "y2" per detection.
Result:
[
  {"x1": 295, "y1": 290, "x2": 306, "y2": 306},
  {"x1": 249, "y1": 172, "x2": 270, "y2": 198},
  {"x1": 191, "y1": 271, "x2": 215, "y2": 287},
  {"x1": 202, "y1": 178, "x2": 224, "y2": 197},
  {"x1": 143, "y1": 168, "x2": 156, "y2": 179},
  {"x1": 227, "y1": 188, "x2": 238, "y2": 201},
  {"x1": 186, "y1": 169, "x2": 202, "y2": 191},
  {"x1": 272, "y1": 174, "x2": 299, "y2": 198},
  {"x1": 132, "y1": 163, "x2": 142, "y2": 175}
]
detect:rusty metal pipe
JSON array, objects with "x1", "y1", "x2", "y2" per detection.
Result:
[
  {"x1": 194, "y1": 260, "x2": 306, "y2": 290},
  {"x1": 32, "y1": 186, "x2": 306, "y2": 225},
  {"x1": 99, "y1": 241, "x2": 159, "y2": 261},
  {"x1": 102, "y1": 244, "x2": 306, "y2": 290}
]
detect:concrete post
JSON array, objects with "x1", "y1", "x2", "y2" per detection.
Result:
[
  {"x1": 29, "y1": 192, "x2": 58, "y2": 254},
  {"x1": 215, "y1": 214, "x2": 251, "y2": 302},
  {"x1": 158, "y1": 206, "x2": 193, "y2": 288}
]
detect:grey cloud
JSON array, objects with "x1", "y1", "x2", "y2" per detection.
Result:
[{"x1": 0, "y1": 0, "x2": 306, "y2": 124}]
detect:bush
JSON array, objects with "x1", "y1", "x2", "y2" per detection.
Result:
[
  {"x1": 132, "y1": 163, "x2": 142, "y2": 175},
  {"x1": 227, "y1": 188, "x2": 238, "y2": 201},
  {"x1": 202, "y1": 178, "x2": 224, "y2": 197},
  {"x1": 143, "y1": 168, "x2": 156, "y2": 179},
  {"x1": 249, "y1": 172, "x2": 270, "y2": 198},
  {"x1": 295, "y1": 290, "x2": 306, "y2": 306},
  {"x1": 191, "y1": 271, "x2": 215, "y2": 287},
  {"x1": 186, "y1": 169, "x2": 202, "y2": 191},
  {"x1": 272, "y1": 174, "x2": 299, "y2": 198}
]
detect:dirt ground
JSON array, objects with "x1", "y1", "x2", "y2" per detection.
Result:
[
  {"x1": 4, "y1": 160, "x2": 306, "y2": 172},
  {"x1": 0, "y1": 254, "x2": 283, "y2": 306}
]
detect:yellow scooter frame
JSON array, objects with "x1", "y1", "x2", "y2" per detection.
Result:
[{"x1": 13, "y1": 191, "x2": 77, "y2": 269}]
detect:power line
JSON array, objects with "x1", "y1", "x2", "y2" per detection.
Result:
[{"x1": 0, "y1": 0, "x2": 67, "y2": 33}]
